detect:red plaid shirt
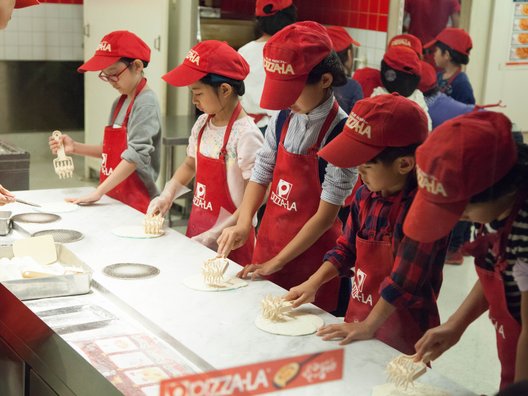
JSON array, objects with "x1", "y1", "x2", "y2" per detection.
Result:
[{"x1": 324, "y1": 180, "x2": 449, "y2": 329}]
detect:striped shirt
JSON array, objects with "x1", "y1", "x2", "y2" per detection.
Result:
[
  {"x1": 480, "y1": 199, "x2": 528, "y2": 322},
  {"x1": 250, "y1": 94, "x2": 357, "y2": 206}
]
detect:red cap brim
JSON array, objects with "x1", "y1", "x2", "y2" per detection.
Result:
[
  {"x1": 15, "y1": 0, "x2": 39, "y2": 9},
  {"x1": 318, "y1": 132, "x2": 385, "y2": 168},
  {"x1": 260, "y1": 76, "x2": 306, "y2": 110},
  {"x1": 162, "y1": 64, "x2": 208, "y2": 87},
  {"x1": 424, "y1": 39, "x2": 436, "y2": 50},
  {"x1": 78, "y1": 55, "x2": 121, "y2": 73},
  {"x1": 403, "y1": 190, "x2": 467, "y2": 243}
]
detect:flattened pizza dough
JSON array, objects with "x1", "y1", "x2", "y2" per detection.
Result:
[
  {"x1": 183, "y1": 273, "x2": 247, "y2": 291},
  {"x1": 372, "y1": 382, "x2": 451, "y2": 396},
  {"x1": 255, "y1": 311, "x2": 324, "y2": 336},
  {"x1": 111, "y1": 225, "x2": 164, "y2": 239},
  {"x1": 36, "y1": 202, "x2": 79, "y2": 213}
]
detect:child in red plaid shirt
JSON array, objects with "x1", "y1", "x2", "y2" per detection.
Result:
[{"x1": 285, "y1": 93, "x2": 450, "y2": 354}]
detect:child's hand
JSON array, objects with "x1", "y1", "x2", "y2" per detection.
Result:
[
  {"x1": 414, "y1": 321, "x2": 462, "y2": 362},
  {"x1": 217, "y1": 224, "x2": 251, "y2": 258},
  {"x1": 0, "y1": 184, "x2": 15, "y2": 205},
  {"x1": 237, "y1": 258, "x2": 284, "y2": 280},
  {"x1": 66, "y1": 190, "x2": 102, "y2": 205},
  {"x1": 147, "y1": 196, "x2": 172, "y2": 216},
  {"x1": 49, "y1": 133, "x2": 75, "y2": 155},
  {"x1": 284, "y1": 280, "x2": 319, "y2": 308},
  {"x1": 316, "y1": 321, "x2": 376, "y2": 345}
]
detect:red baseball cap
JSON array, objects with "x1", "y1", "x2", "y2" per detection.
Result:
[
  {"x1": 403, "y1": 111, "x2": 516, "y2": 243},
  {"x1": 388, "y1": 34, "x2": 423, "y2": 58},
  {"x1": 15, "y1": 0, "x2": 39, "y2": 8},
  {"x1": 326, "y1": 26, "x2": 361, "y2": 52},
  {"x1": 353, "y1": 67, "x2": 382, "y2": 97},
  {"x1": 418, "y1": 61, "x2": 437, "y2": 93},
  {"x1": 318, "y1": 93, "x2": 428, "y2": 168},
  {"x1": 256, "y1": 0, "x2": 293, "y2": 16},
  {"x1": 261, "y1": 21, "x2": 332, "y2": 110},
  {"x1": 78, "y1": 31, "x2": 150, "y2": 73},
  {"x1": 163, "y1": 40, "x2": 249, "y2": 87},
  {"x1": 383, "y1": 46, "x2": 421, "y2": 76},
  {"x1": 425, "y1": 28, "x2": 473, "y2": 56}
]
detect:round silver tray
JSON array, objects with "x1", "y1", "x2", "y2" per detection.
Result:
[
  {"x1": 32, "y1": 229, "x2": 84, "y2": 243},
  {"x1": 11, "y1": 213, "x2": 61, "y2": 224},
  {"x1": 103, "y1": 263, "x2": 160, "y2": 280}
]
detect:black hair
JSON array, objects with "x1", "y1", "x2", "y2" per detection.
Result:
[
  {"x1": 367, "y1": 143, "x2": 421, "y2": 166},
  {"x1": 256, "y1": 4, "x2": 297, "y2": 36},
  {"x1": 336, "y1": 46, "x2": 352, "y2": 66},
  {"x1": 470, "y1": 142, "x2": 528, "y2": 203},
  {"x1": 120, "y1": 57, "x2": 149, "y2": 68},
  {"x1": 436, "y1": 41, "x2": 469, "y2": 66},
  {"x1": 200, "y1": 73, "x2": 246, "y2": 96},
  {"x1": 380, "y1": 60, "x2": 421, "y2": 97},
  {"x1": 306, "y1": 51, "x2": 347, "y2": 87}
]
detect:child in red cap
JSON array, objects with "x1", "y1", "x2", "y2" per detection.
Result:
[
  {"x1": 238, "y1": 0, "x2": 296, "y2": 132},
  {"x1": 404, "y1": 111, "x2": 528, "y2": 389},
  {"x1": 372, "y1": 46, "x2": 432, "y2": 130},
  {"x1": 325, "y1": 26, "x2": 363, "y2": 114},
  {"x1": 151, "y1": 40, "x2": 263, "y2": 265},
  {"x1": 48, "y1": 30, "x2": 161, "y2": 214},
  {"x1": 218, "y1": 21, "x2": 357, "y2": 314},
  {"x1": 425, "y1": 27, "x2": 475, "y2": 105},
  {"x1": 0, "y1": 0, "x2": 39, "y2": 29},
  {"x1": 285, "y1": 94, "x2": 449, "y2": 354}
]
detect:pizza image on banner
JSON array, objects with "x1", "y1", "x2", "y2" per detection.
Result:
[{"x1": 160, "y1": 349, "x2": 344, "y2": 396}]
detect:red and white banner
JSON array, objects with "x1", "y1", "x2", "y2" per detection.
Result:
[{"x1": 160, "y1": 349, "x2": 344, "y2": 396}]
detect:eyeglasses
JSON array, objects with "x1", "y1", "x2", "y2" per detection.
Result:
[{"x1": 98, "y1": 62, "x2": 130, "y2": 82}]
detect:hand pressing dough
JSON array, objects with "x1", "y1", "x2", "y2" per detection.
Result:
[
  {"x1": 111, "y1": 225, "x2": 164, "y2": 239},
  {"x1": 255, "y1": 311, "x2": 324, "y2": 336},
  {"x1": 183, "y1": 273, "x2": 247, "y2": 291},
  {"x1": 35, "y1": 202, "x2": 79, "y2": 213},
  {"x1": 372, "y1": 382, "x2": 451, "y2": 396}
]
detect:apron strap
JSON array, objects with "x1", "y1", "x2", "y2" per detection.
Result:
[
  {"x1": 111, "y1": 78, "x2": 147, "y2": 127},
  {"x1": 439, "y1": 68, "x2": 461, "y2": 94},
  {"x1": 196, "y1": 102, "x2": 243, "y2": 161}
]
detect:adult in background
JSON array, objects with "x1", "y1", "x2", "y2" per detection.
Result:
[{"x1": 238, "y1": 0, "x2": 296, "y2": 133}]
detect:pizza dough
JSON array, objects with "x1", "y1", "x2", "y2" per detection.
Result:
[
  {"x1": 372, "y1": 382, "x2": 451, "y2": 396},
  {"x1": 111, "y1": 225, "x2": 164, "y2": 239},
  {"x1": 182, "y1": 273, "x2": 247, "y2": 291},
  {"x1": 35, "y1": 202, "x2": 79, "y2": 213},
  {"x1": 255, "y1": 310, "x2": 324, "y2": 336}
]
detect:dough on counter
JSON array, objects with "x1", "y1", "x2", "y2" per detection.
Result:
[
  {"x1": 255, "y1": 310, "x2": 324, "y2": 336},
  {"x1": 36, "y1": 202, "x2": 79, "y2": 213},
  {"x1": 182, "y1": 273, "x2": 247, "y2": 291},
  {"x1": 111, "y1": 225, "x2": 164, "y2": 239},
  {"x1": 372, "y1": 382, "x2": 451, "y2": 396}
]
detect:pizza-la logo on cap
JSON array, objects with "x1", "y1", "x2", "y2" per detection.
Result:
[
  {"x1": 391, "y1": 38, "x2": 411, "y2": 48},
  {"x1": 264, "y1": 57, "x2": 295, "y2": 75},
  {"x1": 417, "y1": 165, "x2": 448, "y2": 197},
  {"x1": 186, "y1": 49, "x2": 200, "y2": 65},
  {"x1": 97, "y1": 41, "x2": 112, "y2": 52},
  {"x1": 346, "y1": 112, "x2": 371, "y2": 139}
]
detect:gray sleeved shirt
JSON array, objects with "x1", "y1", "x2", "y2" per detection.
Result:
[
  {"x1": 109, "y1": 88, "x2": 161, "y2": 199},
  {"x1": 250, "y1": 94, "x2": 357, "y2": 205}
]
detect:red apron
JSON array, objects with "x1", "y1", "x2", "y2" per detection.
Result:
[
  {"x1": 252, "y1": 101, "x2": 342, "y2": 313},
  {"x1": 345, "y1": 191, "x2": 427, "y2": 354},
  {"x1": 186, "y1": 103, "x2": 255, "y2": 266},
  {"x1": 465, "y1": 192, "x2": 526, "y2": 389},
  {"x1": 100, "y1": 78, "x2": 151, "y2": 214}
]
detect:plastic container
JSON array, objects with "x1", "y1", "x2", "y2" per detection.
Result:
[{"x1": 0, "y1": 140, "x2": 30, "y2": 191}]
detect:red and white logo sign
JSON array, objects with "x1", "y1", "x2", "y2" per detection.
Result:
[
  {"x1": 346, "y1": 112, "x2": 371, "y2": 139},
  {"x1": 416, "y1": 166, "x2": 448, "y2": 197},
  {"x1": 100, "y1": 153, "x2": 113, "y2": 176},
  {"x1": 351, "y1": 269, "x2": 372, "y2": 306},
  {"x1": 186, "y1": 49, "x2": 200, "y2": 65},
  {"x1": 97, "y1": 41, "x2": 112, "y2": 52},
  {"x1": 193, "y1": 182, "x2": 212, "y2": 211},
  {"x1": 160, "y1": 349, "x2": 344, "y2": 396},
  {"x1": 270, "y1": 179, "x2": 297, "y2": 212},
  {"x1": 264, "y1": 57, "x2": 295, "y2": 75},
  {"x1": 391, "y1": 38, "x2": 412, "y2": 48}
]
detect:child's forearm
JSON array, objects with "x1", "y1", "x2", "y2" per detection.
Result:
[
  {"x1": 96, "y1": 159, "x2": 136, "y2": 196},
  {"x1": 307, "y1": 261, "x2": 340, "y2": 288},
  {"x1": 273, "y1": 200, "x2": 340, "y2": 268},
  {"x1": 446, "y1": 280, "x2": 489, "y2": 331},
  {"x1": 364, "y1": 298, "x2": 396, "y2": 332},
  {"x1": 72, "y1": 142, "x2": 103, "y2": 158},
  {"x1": 515, "y1": 291, "x2": 528, "y2": 382},
  {"x1": 237, "y1": 181, "x2": 267, "y2": 228}
]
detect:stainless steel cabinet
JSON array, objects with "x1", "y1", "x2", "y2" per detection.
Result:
[
  {"x1": 29, "y1": 370, "x2": 58, "y2": 396},
  {"x1": 0, "y1": 337, "x2": 25, "y2": 396}
]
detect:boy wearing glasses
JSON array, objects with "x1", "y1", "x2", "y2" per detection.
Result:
[{"x1": 48, "y1": 30, "x2": 161, "y2": 213}]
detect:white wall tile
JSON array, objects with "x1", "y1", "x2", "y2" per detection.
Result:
[{"x1": 19, "y1": 46, "x2": 32, "y2": 60}]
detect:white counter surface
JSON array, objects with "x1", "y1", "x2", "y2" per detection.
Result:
[{"x1": 3, "y1": 188, "x2": 477, "y2": 395}]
